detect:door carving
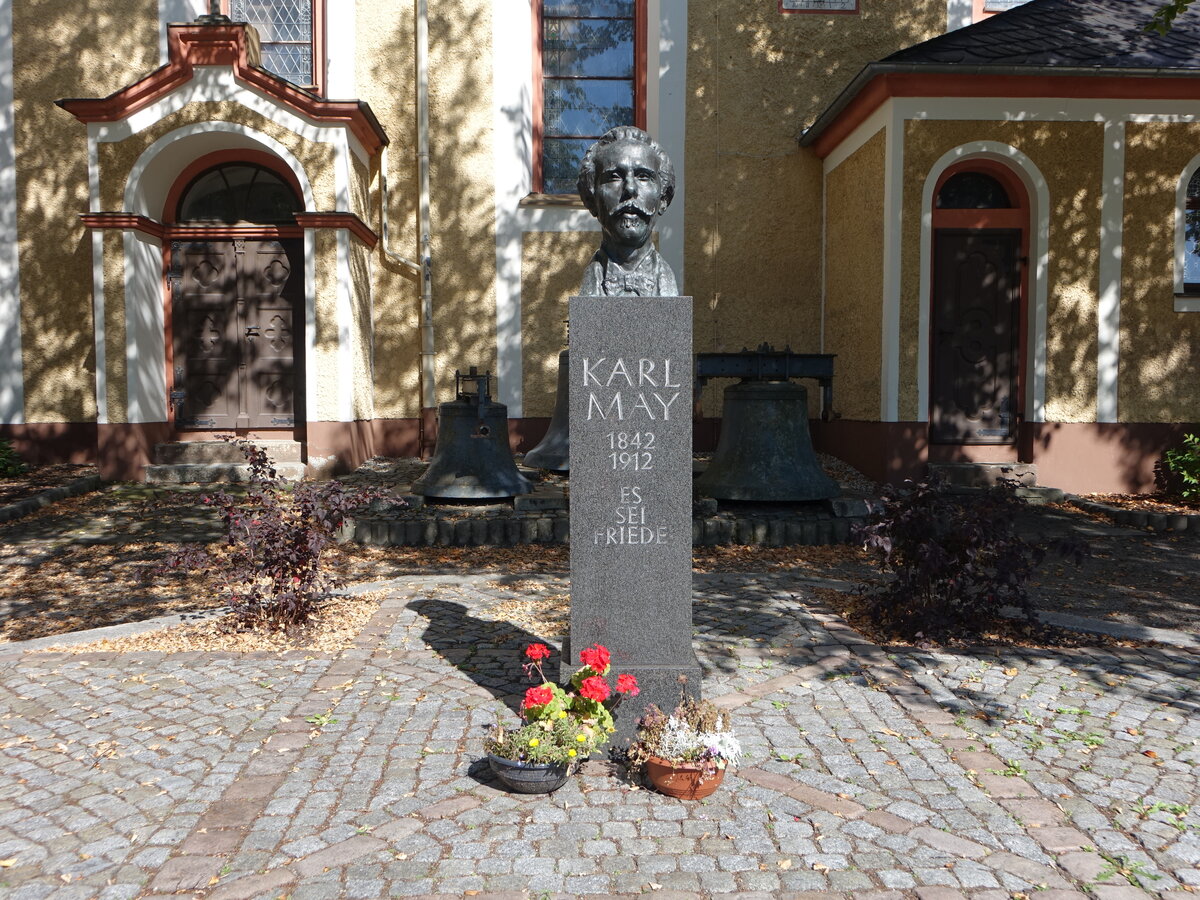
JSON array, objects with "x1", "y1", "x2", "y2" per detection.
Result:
[
  {"x1": 172, "y1": 238, "x2": 302, "y2": 429},
  {"x1": 930, "y1": 230, "x2": 1020, "y2": 445}
]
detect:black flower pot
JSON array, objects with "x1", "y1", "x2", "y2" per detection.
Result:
[{"x1": 487, "y1": 754, "x2": 571, "y2": 794}]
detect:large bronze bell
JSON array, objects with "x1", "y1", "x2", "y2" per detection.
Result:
[
  {"x1": 694, "y1": 380, "x2": 838, "y2": 502},
  {"x1": 523, "y1": 349, "x2": 570, "y2": 471},
  {"x1": 413, "y1": 368, "x2": 533, "y2": 500}
]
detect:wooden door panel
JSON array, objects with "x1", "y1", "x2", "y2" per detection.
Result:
[
  {"x1": 931, "y1": 230, "x2": 1019, "y2": 445},
  {"x1": 242, "y1": 240, "x2": 301, "y2": 427},
  {"x1": 174, "y1": 243, "x2": 239, "y2": 429},
  {"x1": 171, "y1": 239, "x2": 301, "y2": 430}
]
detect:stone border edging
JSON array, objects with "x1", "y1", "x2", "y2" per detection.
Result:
[
  {"x1": 1068, "y1": 495, "x2": 1200, "y2": 533},
  {"x1": 0, "y1": 474, "x2": 103, "y2": 523},
  {"x1": 346, "y1": 510, "x2": 867, "y2": 548}
]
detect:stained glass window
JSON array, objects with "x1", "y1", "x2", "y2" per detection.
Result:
[
  {"x1": 541, "y1": 0, "x2": 638, "y2": 194},
  {"x1": 231, "y1": 0, "x2": 315, "y2": 89}
]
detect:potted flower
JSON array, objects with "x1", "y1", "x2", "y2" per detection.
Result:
[
  {"x1": 484, "y1": 642, "x2": 639, "y2": 793},
  {"x1": 627, "y1": 692, "x2": 742, "y2": 800}
]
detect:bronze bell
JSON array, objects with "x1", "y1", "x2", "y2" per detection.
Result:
[
  {"x1": 413, "y1": 368, "x2": 533, "y2": 500},
  {"x1": 523, "y1": 349, "x2": 570, "y2": 472},
  {"x1": 694, "y1": 380, "x2": 838, "y2": 502}
]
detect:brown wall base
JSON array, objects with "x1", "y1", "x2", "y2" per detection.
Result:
[
  {"x1": 8, "y1": 415, "x2": 1195, "y2": 494},
  {"x1": 0, "y1": 423, "x2": 98, "y2": 467},
  {"x1": 812, "y1": 419, "x2": 1198, "y2": 494}
]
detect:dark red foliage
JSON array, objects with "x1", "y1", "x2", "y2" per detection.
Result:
[
  {"x1": 162, "y1": 438, "x2": 390, "y2": 631},
  {"x1": 854, "y1": 477, "x2": 1086, "y2": 639}
]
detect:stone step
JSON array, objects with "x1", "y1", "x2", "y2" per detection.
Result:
[
  {"x1": 928, "y1": 461, "x2": 1038, "y2": 488},
  {"x1": 152, "y1": 440, "x2": 304, "y2": 465},
  {"x1": 144, "y1": 462, "x2": 307, "y2": 484}
]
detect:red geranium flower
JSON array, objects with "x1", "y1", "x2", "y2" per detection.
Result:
[
  {"x1": 522, "y1": 685, "x2": 553, "y2": 710},
  {"x1": 579, "y1": 644, "x2": 611, "y2": 674},
  {"x1": 578, "y1": 675, "x2": 610, "y2": 703},
  {"x1": 616, "y1": 673, "x2": 640, "y2": 696},
  {"x1": 524, "y1": 643, "x2": 551, "y2": 662}
]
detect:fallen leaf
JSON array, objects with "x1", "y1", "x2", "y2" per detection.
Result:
[
  {"x1": 812, "y1": 862, "x2": 830, "y2": 873},
  {"x1": 778, "y1": 859, "x2": 792, "y2": 870},
  {"x1": 0, "y1": 859, "x2": 15, "y2": 868},
  {"x1": 1144, "y1": 750, "x2": 1158, "y2": 758}
]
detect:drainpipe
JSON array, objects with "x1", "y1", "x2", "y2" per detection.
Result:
[{"x1": 379, "y1": 0, "x2": 435, "y2": 451}]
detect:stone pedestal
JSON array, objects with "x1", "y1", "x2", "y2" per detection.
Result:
[{"x1": 565, "y1": 296, "x2": 699, "y2": 744}]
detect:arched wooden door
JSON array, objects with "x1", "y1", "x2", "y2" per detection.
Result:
[
  {"x1": 930, "y1": 164, "x2": 1028, "y2": 445},
  {"x1": 166, "y1": 159, "x2": 305, "y2": 430}
]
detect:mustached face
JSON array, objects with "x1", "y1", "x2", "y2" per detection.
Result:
[{"x1": 593, "y1": 141, "x2": 664, "y2": 252}]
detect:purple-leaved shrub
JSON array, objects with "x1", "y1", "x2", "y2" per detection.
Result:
[
  {"x1": 854, "y1": 477, "x2": 1085, "y2": 638},
  {"x1": 163, "y1": 439, "x2": 388, "y2": 631}
]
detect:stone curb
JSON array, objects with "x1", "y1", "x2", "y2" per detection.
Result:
[
  {"x1": 1068, "y1": 495, "x2": 1200, "y2": 533},
  {"x1": 999, "y1": 605, "x2": 1200, "y2": 652},
  {"x1": 0, "y1": 474, "x2": 103, "y2": 523},
  {"x1": 346, "y1": 509, "x2": 867, "y2": 548}
]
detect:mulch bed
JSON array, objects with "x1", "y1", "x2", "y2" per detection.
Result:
[
  {"x1": 1, "y1": 469, "x2": 1196, "y2": 653},
  {"x1": 0, "y1": 464, "x2": 98, "y2": 507}
]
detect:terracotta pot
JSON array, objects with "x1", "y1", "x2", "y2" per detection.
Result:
[
  {"x1": 487, "y1": 754, "x2": 571, "y2": 794},
  {"x1": 644, "y1": 755, "x2": 726, "y2": 800}
]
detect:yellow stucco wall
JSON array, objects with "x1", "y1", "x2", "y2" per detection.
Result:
[
  {"x1": 356, "y1": 0, "x2": 498, "y2": 417},
  {"x1": 357, "y1": 2, "x2": 422, "y2": 419},
  {"x1": 685, "y1": 0, "x2": 944, "y2": 416},
  {"x1": 520, "y1": 231, "x2": 596, "y2": 418},
  {"x1": 1121, "y1": 122, "x2": 1200, "y2": 422},
  {"x1": 16, "y1": 0, "x2": 159, "y2": 422},
  {"x1": 825, "y1": 130, "x2": 885, "y2": 421},
  {"x1": 902, "y1": 120, "x2": 1104, "y2": 423}
]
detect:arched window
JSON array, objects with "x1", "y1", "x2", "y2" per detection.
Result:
[
  {"x1": 1183, "y1": 168, "x2": 1200, "y2": 293},
  {"x1": 176, "y1": 163, "x2": 302, "y2": 225},
  {"x1": 936, "y1": 171, "x2": 1012, "y2": 209}
]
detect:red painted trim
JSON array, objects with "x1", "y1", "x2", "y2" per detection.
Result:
[
  {"x1": 779, "y1": 0, "x2": 859, "y2": 14},
  {"x1": 812, "y1": 71, "x2": 1200, "y2": 158},
  {"x1": 163, "y1": 149, "x2": 306, "y2": 223},
  {"x1": 81, "y1": 213, "x2": 167, "y2": 239},
  {"x1": 294, "y1": 212, "x2": 378, "y2": 248},
  {"x1": 168, "y1": 224, "x2": 304, "y2": 239},
  {"x1": 532, "y1": 0, "x2": 647, "y2": 194},
  {"x1": 56, "y1": 24, "x2": 386, "y2": 156},
  {"x1": 532, "y1": 0, "x2": 544, "y2": 194},
  {"x1": 635, "y1": 0, "x2": 647, "y2": 129}
]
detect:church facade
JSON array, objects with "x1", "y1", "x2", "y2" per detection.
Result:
[{"x1": 0, "y1": 0, "x2": 1196, "y2": 492}]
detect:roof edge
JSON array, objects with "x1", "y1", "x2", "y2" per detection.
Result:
[{"x1": 798, "y1": 61, "x2": 1200, "y2": 148}]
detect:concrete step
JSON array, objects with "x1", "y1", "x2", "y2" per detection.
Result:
[
  {"x1": 152, "y1": 440, "x2": 303, "y2": 465},
  {"x1": 144, "y1": 462, "x2": 306, "y2": 484},
  {"x1": 928, "y1": 461, "x2": 1037, "y2": 488}
]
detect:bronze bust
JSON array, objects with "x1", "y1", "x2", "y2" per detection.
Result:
[{"x1": 577, "y1": 126, "x2": 678, "y2": 297}]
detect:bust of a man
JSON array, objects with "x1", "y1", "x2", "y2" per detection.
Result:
[{"x1": 577, "y1": 126, "x2": 678, "y2": 297}]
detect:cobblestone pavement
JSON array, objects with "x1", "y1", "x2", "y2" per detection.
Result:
[{"x1": 0, "y1": 573, "x2": 1196, "y2": 899}]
